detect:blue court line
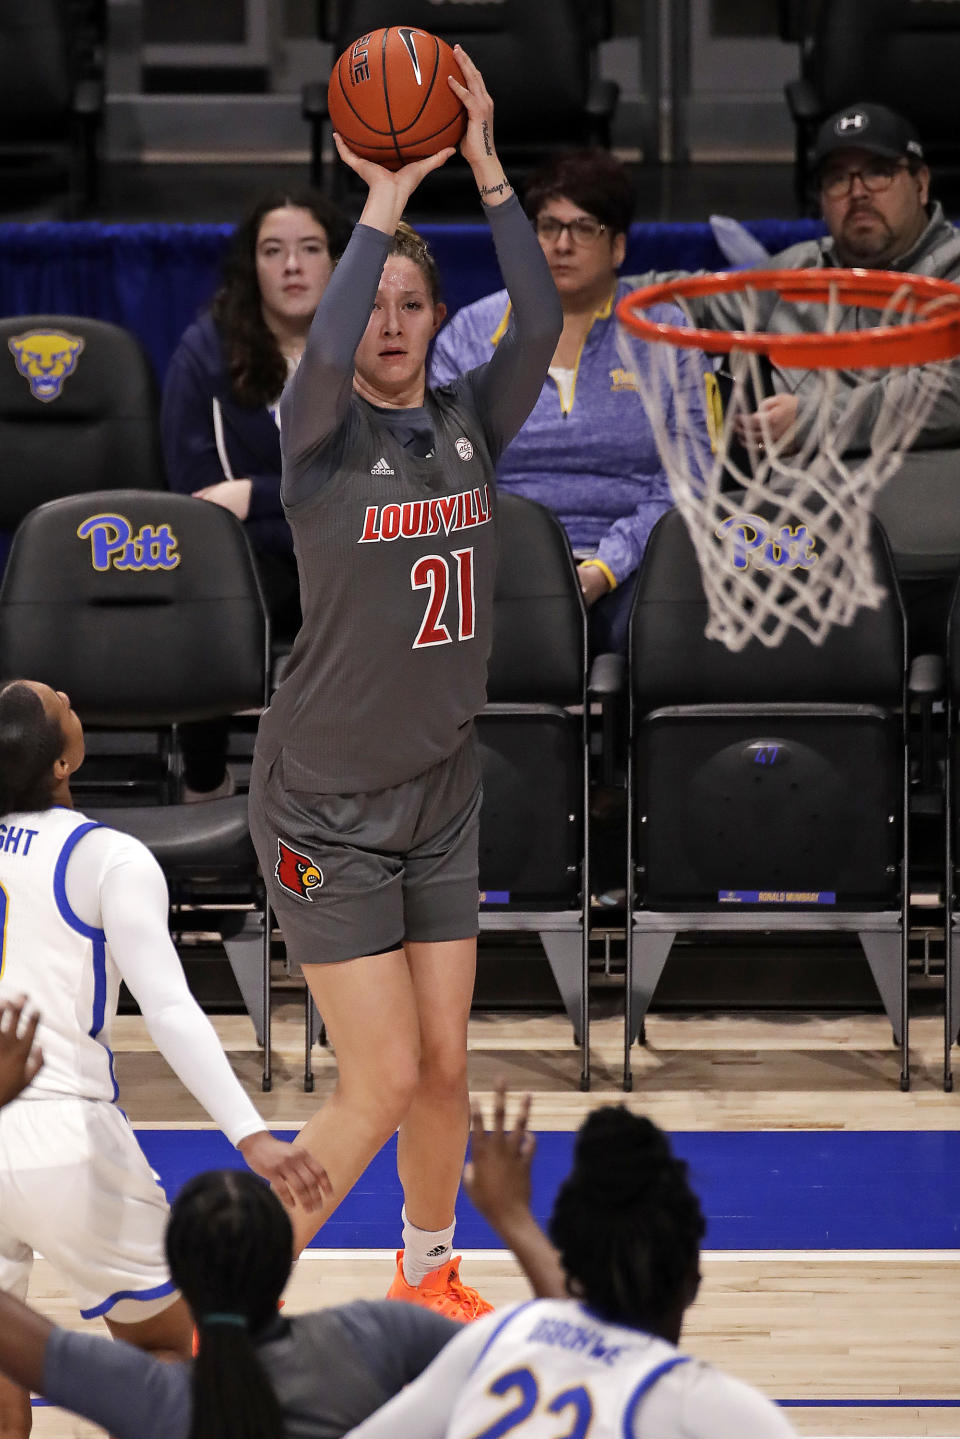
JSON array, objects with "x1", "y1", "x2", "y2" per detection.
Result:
[
  {"x1": 30, "y1": 1397, "x2": 960, "y2": 1410},
  {"x1": 135, "y1": 1129, "x2": 960, "y2": 1251},
  {"x1": 782, "y1": 1399, "x2": 960, "y2": 1408}
]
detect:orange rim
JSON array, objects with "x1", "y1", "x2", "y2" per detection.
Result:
[{"x1": 616, "y1": 267, "x2": 960, "y2": 368}]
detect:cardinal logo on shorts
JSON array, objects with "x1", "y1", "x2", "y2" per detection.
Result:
[{"x1": 276, "y1": 839, "x2": 323, "y2": 902}]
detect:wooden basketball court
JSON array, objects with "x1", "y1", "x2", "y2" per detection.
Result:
[{"x1": 25, "y1": 985, "x2": 960, "y2": 1439}]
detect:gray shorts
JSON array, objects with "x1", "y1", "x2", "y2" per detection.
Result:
[{"x1": 248, "y1": 738, "x2": 482, "y2": 968}]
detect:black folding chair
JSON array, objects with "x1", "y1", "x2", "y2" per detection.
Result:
[
  {"x1": 478, "y1": 493, "x2": 592, "y2": 1087},
  {"x1": 625, "y1": 508, "x2": 910, "y2": 1090},
  {"x1": 780, "y1": 0, "x2": 960, "y2": 210},
  {"x1": 0, "y1": 490, "x2": 279, "y2": 1088}
]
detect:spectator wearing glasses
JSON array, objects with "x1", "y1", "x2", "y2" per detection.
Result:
[
  {"x1": 639, "y1": 102, "x2": 960, "y2": 652},
  {"x1": 691, "y1": 103, "x2": 960, "y2": 461},
  {"x1": 431, "y1": 149, "x2": 709, "y2": 656},
  {"x1": 650, "y1": 105, "x2": 959, "y2": 451}
]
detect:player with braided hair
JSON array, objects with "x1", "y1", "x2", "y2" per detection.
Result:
[
  {"x1": 549, "y1": 1107, "x2": 707, "y2": 1336},
  {"x1": 344, "y1": 1089, "x2": 798, "y2": 1439}
]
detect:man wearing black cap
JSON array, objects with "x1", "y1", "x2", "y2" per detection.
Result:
[
  {"x1": 673, "y1": 101, "x2": 960, "y2": 460},
  {"x1": 812, "y1": 101, "x2": 930, "y2": 268},
  {"x1": 630, "y1": 100, "x2": 960, "y2": 648}
]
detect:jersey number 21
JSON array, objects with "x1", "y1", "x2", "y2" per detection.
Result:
[{"x1": 411, "y1": 547, "x2": 475, "y2": 648}]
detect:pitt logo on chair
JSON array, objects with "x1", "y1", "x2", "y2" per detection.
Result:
[
  {"x1": 76, "y1": 513, "x2": 181, "y2": 572},
  {"x1": 8, "y1": 329, "x2": 85, "y2": 403}
]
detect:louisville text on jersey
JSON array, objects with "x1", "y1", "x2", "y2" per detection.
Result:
[{"x1": 358, "y1": 484, "x2": 492, "y2": 544}]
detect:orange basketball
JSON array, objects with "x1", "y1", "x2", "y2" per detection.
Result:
[{"x1": 328, "y1": 27, "x2": 467, "y2": 171}]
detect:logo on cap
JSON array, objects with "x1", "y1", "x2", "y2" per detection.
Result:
[{"x1": 835, "y1": 110, "x2": 868, "y2": 135}]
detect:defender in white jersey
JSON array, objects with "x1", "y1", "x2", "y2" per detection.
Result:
[
  {"x1": 345, "y1": 1095, "x2": 797, "y2": 1439},
  {"x1": 0, "y1": 680, "x2": 330, "y2": 1439}
]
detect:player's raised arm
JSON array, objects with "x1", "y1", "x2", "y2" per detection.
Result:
[
  {"x1": 279, "y1": 136, "x2": 454, "y2": 492},
  {"x1": 462, "y1": 1083, "x2": 567, "y2": 1300},
  {"x1": 94, "y1": 841, "x2": 331, "y2": 1212},
  {"x1": 448, "y1": 45, "x2": 562, "y2": 459}
]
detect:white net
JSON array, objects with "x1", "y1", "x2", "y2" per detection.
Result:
[{"x1": 616, "y1": 273, "x2": 960, "y2": 651}]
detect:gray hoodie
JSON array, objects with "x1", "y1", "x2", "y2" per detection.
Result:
[{"x1": 641, "y1": 203, "x2": 960, "y2": 455}]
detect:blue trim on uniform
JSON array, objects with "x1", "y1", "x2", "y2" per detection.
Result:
[
  {"x1": 52, "y1": 819, "x2": 118, "y2": 1096},
  {"x1": 52, "y1": 820, "x2": 104, "y2": 941},
  {"x1": 101, "y1": 952, "x2": 119, "y2": 1102},
  {"x1": 622, "y1": 1355, "x2": 690, "y2": 1437},
  {"x1": 80, "y1": 1278, "x2": 177, "y2": 1320},
  {"x1": 469, "y1": 1299, "x2": 537, "y2": 1374}
]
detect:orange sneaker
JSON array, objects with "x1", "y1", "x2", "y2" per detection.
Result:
[{"x1": 386, "y1": 1250, "x2": 493, "y2": 1322}]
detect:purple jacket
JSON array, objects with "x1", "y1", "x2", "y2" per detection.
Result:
[{"x1": 430, "y1": 277, "x2": 707, "y2": 585}]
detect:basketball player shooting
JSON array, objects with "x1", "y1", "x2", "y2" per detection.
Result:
[{"x1": 247, "y1": 44, "x2": 562, "y2": 1319}]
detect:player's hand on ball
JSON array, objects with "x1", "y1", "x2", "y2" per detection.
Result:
[
  {"x1": 237, "y1": 1130, "x2": 334, "y2": 1212},
  {"x1": 463, "y1": 1081, "x2": 535, "y2": 1230},
  {"x1": 0, "y1": 997, "x2": 43, "y2": 1108},
  {"x1": 448, "y1": 44, "x2": 496, "y2": 169},
  {"x1": 333, "y1": 132, "x2": 455, "y2": 195}
]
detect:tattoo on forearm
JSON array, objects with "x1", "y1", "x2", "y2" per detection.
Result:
[
  {"x1": 480, "y1": 178, "x2": 511, "y2": 200},
  {"x1": 481, "y1": 119, "x2": 493, "y2": 157}
]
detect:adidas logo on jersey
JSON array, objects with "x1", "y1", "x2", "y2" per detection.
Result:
[{"x1": 370, "y1": 456, "x2": 395, "y2": 476}]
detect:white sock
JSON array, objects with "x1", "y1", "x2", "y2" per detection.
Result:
[{"x1": 401, "y1": 1206, "x2": 456, "y2": 1287}]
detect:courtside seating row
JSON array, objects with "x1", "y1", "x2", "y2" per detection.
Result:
[
  {"x1": 1, "y1": 314, "x2": 959, "y2": 1092},
  {"x1": 2, "y1": 485, "x2": 956, "y2": 1098}
]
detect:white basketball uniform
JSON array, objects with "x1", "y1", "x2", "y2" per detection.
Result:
[
  {"x1": 0, "y1": 806, "x2": 264, "y2": 1323},
  {"x1": 346, "y1": 1298, "x2": 798, "y2": 1439}
]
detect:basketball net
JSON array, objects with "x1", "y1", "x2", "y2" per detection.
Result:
[{"x1": 615, "y1": 268, "x2": 960, "y2": 650}]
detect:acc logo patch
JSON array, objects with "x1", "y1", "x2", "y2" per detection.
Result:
[
  {"x1": 276, "y1": 839, "x2": 323, "y2": 902},
  {"x1": 8, "y1": 329, "x2": 85, "y2": 403},
  {"x1": 455, "y1": 436, "x2": 474, "y2": 461}
]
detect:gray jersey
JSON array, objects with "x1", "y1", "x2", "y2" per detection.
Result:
[
  {"x1": 258, "y1": 379, "x2": 499, "y2": 793},
  {"x1": 256, "y1": 197, "x2": 561, "y2": 794},
  {"x1": 44, "y1": 1300, "x2": 460, "y2": 1439}
]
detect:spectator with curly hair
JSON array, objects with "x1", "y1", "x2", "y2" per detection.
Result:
[{"x1": 162, "y1": 189, "x2": 351, "y2": 798}]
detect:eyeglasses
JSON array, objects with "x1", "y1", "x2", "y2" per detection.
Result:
[
  {"x1": 819, "y1": 159, "x2": 910, "y2": 198},
  {"x1": 535, "y1": 214, "x2": 607, "y2": 245}
]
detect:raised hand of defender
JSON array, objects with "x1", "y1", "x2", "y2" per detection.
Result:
[
  {"x1": 0, "y1": 997, "x2": 43, "y2": 1108},
  {"x1": 238, "y1": 1130, "x2": 334, "y2": 1213},
  {"x1": 463, "y1": 1082, "x2": 535, "y2": 1229},
  {"x1": 464, "y1": 1083, "x2": 567, "y2": 1299}
]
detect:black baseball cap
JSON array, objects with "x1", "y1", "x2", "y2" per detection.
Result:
[{"x1": 812, "y1": 103, "x2": 925, "y2": 168}]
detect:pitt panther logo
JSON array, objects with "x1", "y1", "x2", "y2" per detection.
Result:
[
  {"x1": 276, "y1": 840, "x2": 323, "y2": 902},
  {"x1": 77, "y1": 513, "x2": 180, "y2": 572},
  {"x1": 8, "y1": 330, "x2": 85, "y2": 403}
]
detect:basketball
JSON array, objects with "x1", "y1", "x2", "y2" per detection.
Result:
[{"x1": 328, "y1": 27, "x2": 467, "y2": 170}]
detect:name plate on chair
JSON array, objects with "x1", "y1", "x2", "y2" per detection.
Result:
[
  {"x1": 479, "y1": 890, "x2": 510, "y2": 904},
  {"x1": 718, "y1": 890, "x2": 837, "y2": 905}
]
